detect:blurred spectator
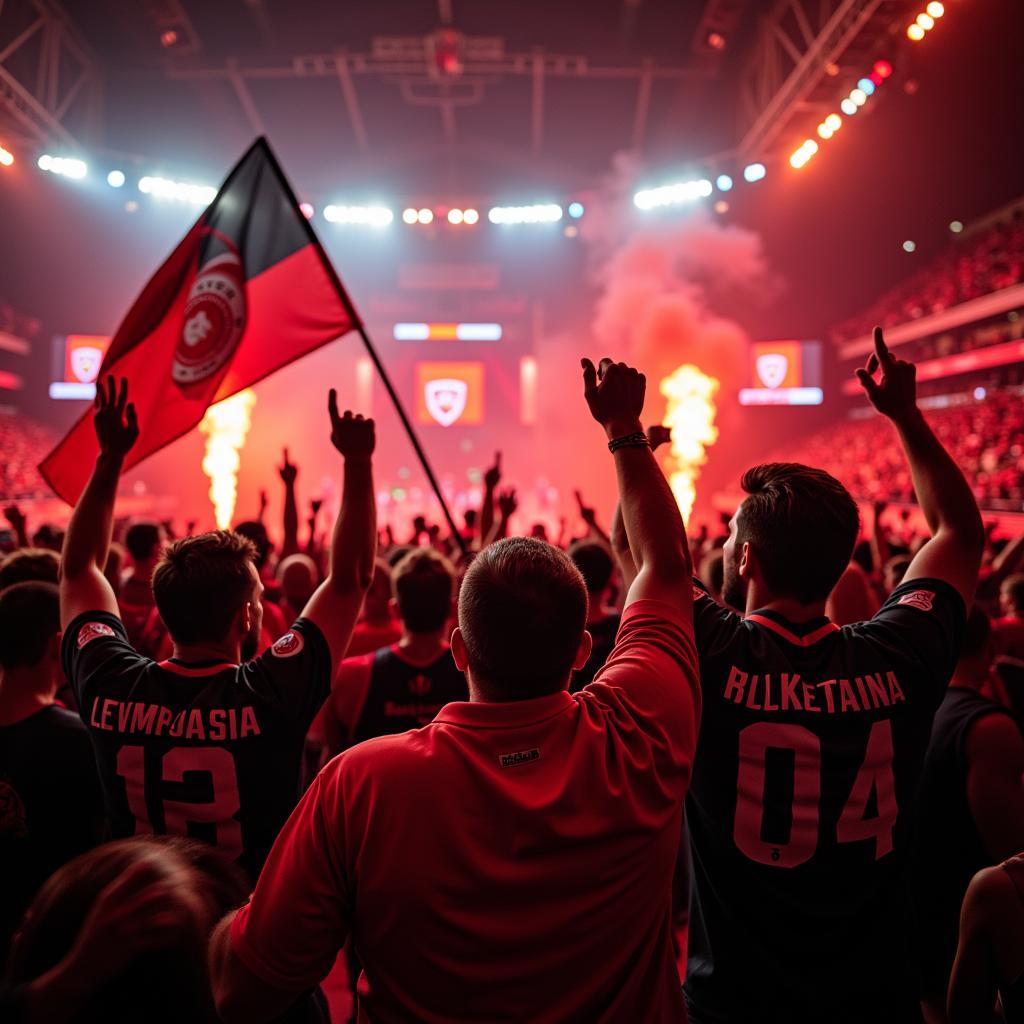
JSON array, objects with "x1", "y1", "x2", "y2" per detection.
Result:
[
  {"x1": 345, "y1": 559, "x2": 402, "y2": 657},
  {"x1": 0, "y1": 549, "x2": 60, "y2": 591},
  {"x1": 1, "y1": 838, "x2": 219, "y2": 1023},
  {"x1": 0, "y1": 582, "x2": 104, "y2": 960},
  {"x1": 568, "y1": 539, "x2": 621, "y2": 691},
  {"x1": 996, "y1": 573, "x2": 1024, "y2": 660}
]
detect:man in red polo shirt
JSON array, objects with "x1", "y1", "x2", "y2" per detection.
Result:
[{"x1": 210, "y1": 357, "x2": 699, "y2": 1023}]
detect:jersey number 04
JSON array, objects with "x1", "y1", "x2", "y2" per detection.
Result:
[{"x1": 733, "y1": 719, "x2": 897, "y2": 868}]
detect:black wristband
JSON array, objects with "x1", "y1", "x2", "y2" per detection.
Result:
[{"x1": 608, "y1": 431, "x2": 650, "y2": 453}]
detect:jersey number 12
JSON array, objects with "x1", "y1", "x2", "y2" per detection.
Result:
[{"x1": 116, "y1": 745, "x2": 244, "y2": 861}]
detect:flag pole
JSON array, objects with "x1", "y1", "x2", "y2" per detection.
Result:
[{"x1": 258, "y1": 139, "x2": 468, "y2": 556}]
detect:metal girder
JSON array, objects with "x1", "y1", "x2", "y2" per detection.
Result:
[
  {"x1": 166, "y1": 47, "x2": 704, "y2": 85},
  {"x1": 736, "y1": 0, "x2": 888, "y2": 161},
  {"x1": 165, "y1": 41, "x2": 705, "y2": 160},
  {"x1": 0, "y1": 0, "x2": 100, "y2": 149}
]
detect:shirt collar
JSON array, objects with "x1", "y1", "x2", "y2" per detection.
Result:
[
  {"x1": 745, "y1": 608, "x2": 839, "y2": 647},
  {"x1": 747, "y1": 607, "x2": 832, "y2": 635},
  {"x1": 433, "y1": 690, "x2": 575, "y2": 730}
]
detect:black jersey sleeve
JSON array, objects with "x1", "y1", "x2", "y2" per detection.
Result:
[
  {"x1": 61, "y1": 610, "x2": 152, "y2": 707},
  {"x1": 859, "y1": 577, "x2": 967, "y2": 691},
  {"x1": 691, "y1": 576, "x2": 744, "y2": 659},
  {"x1": 240, "y1": 618, "x2": 332, "y2": 730}
]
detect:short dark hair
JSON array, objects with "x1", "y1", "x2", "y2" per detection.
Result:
[
  {"x1": 458, "y1": 537, "x2": 587, "y2": 698},
  {"x1": 737, "y1": 463, "x2": 860, "y2": 604},
  {"x1": 568, "y1": 540, "x2": 614, "y2": 595},
  {"x1": 152, "y1": 531, "x2": 257, "y2": 645},
  {"x1": 0, "y1": 581, "x2": 59, "y2": 669},
  {"x1": 125, "y1": 522, "x2": 162, "y2": 562},
  {"x1": 0, "y1": 547, "x2": 60, "y2": 591},
  {"x1": 393, "y1": 549, "x2": 455, "y2": 633}
]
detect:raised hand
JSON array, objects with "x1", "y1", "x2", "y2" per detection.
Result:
[
  {"x1": 484, "y1": 451, "x2": 502, "y2": 490},
  {"x1": 574, "y1": 489, "x2": 597, "y2": 526},
  {"x1": 581, "y1": 357, "x2": 646, "y2": 437},
  {"x1": 647, "y1": 425, "x2": 672, "y2": 452},
  {"x1": 328, "y1": 389, "x2": 375, "y2": 458},
  {"x1": 3, "y1": 505, "x2": 26, "y2": 531},
  {"x1": 497, "y1": 487, "x2": 518, "y2": 518},
  {"x1": 855, "y1": 327, "x2": 917, "y2": 422},
  {"x1": 92, "y1": 376, "x2": 139, "y2": 458},
  {"x1": 279, "y1": 448, "x2": 297, "y2": 485}
]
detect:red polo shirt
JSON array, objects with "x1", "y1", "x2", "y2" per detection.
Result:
[{"x1": 231, "y1": 598, "x2": 698, "y2": 1022}]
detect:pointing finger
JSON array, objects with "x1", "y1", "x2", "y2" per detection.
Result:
[
  {"x1": 327, "y1": 388, "x2": 339, "y2": 423},
  {"x1": 581, "y1": 358, "x2": 597, "y2": 392},
  {"x1": 873, "y1": 326, "x2": 892, "y2": 366}
]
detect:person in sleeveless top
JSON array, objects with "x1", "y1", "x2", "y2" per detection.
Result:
[
  {"x1": 950, "y1": 855, "x2": 1024, "y2": 1022},
  {"x1": 915, "y1": 606, "x2": 1024, "y2": 1021},
  {"x1": 320, "y1": 547, "x2": 467, "y2": 758}
]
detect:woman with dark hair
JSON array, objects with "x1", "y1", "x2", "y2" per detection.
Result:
[{"x1": 1, "y1": 837, "x2": 219, "y2": 1023}]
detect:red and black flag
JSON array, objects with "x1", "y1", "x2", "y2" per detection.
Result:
[{"x1": 40, "y1": 137, "x2": 359, "y2": 504}]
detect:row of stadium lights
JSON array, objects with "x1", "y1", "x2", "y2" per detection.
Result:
[
  {"x1": 907, "y1": 1, "x2": 945, "y2": 41},
  {"x1": 789, "y1": 59, "x2": 894, "y2": 170},
  {"x1": 3, "y1": 10, "x2": 950, "y2": 226}
]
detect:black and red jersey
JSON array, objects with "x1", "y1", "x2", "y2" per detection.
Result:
[
  {"x1": 351, "y1": 645, "x2": 468, "y2": 745},
  {"x1": 62, "y1": 610, "x2": 330, "y2": 879},
  {"x1": 684, "y1": 577, "x2": 965, "y2": 1023}
]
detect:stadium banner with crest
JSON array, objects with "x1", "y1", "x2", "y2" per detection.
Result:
[{"x1": 39, "y1": 137, "x2": 359, "y2": 505}]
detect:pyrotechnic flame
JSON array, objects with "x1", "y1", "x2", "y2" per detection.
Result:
[
  {"x1": 199, "y1": 389, "x2": 257, "y2": 529},
  {"x1": 660, "y1": 365, "x2": 719, "y2": 524}
]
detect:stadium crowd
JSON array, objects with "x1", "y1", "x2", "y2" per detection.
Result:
[
  {"x1": 1, "y1": 332, "x2": 1024, "y2": 1023},
  {"x1": 0, "y1": 414, "x2": 58, "y2": 502},
  {"x1": 832, "y1": 214, "x2": 1024, "y2": 343},
  {"x1": 776, "y1": 387, "x2": 1024, "y2": 510}
]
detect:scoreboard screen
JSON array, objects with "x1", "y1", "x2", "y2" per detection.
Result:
[
  {"x1": 414, "y1": 360, "x2": 486, "y2": 427},
  {"x1": 49, "y1": 334, "x2": 111, "y2": 400},
  {"x1": 739, "y1": 340, "x2": 823, "y2": 406}
]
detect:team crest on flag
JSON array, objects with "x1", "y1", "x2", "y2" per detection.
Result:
[
  {"x1": 172, "y1": 238, "x2": 247, "y2": 387},
  {"x1": 424, "y1": 378, "x2": 468, "y2": 427},
  {"x1": 897, "y1": 590, "x2": 935, "y2": 612},
  {"x1": 39, "y1": 138, "x2": 360, "y2": 507},
  {"x1": 756, "y1": 353, "x2": 788, "y2": 390}
]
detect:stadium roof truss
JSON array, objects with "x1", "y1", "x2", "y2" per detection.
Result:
[
  {"x1": 0, "y1": 0, "x2": 101, "y2": 150},
  {"x1": 165, "y1": 34, "x2": 708, "y2": 157},
  {"x1": 736, "y1": 0, "x2": 900, "y2": 162}
]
